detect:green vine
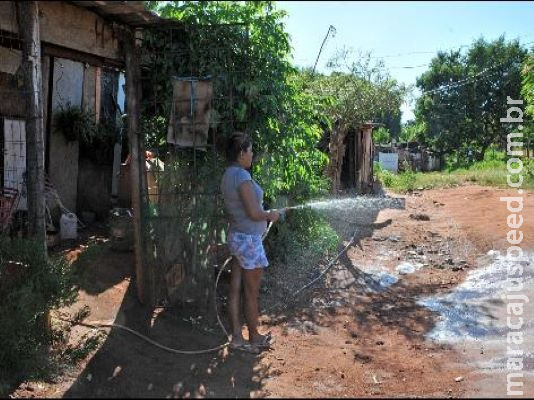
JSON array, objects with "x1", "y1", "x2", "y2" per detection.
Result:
[
  {"x1": 54, "y1": 105, "x2": 119, "y2": 165},
  {"x1": 54, "y1": 105, "x2": 98, "y2": 144}
]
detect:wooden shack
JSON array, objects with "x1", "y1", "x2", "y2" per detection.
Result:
[
  {"x1": 0, "y1": 1, "x2": 160, "y2": 221},
  {"x1": 0, "y1": 1, "x2": 166, "y2": 304},
  {"x1": 325, "y1": 122, "x2": 380, "y2": 194}
]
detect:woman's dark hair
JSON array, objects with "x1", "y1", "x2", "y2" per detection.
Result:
[{"x1": 226, "y1": 131, "x2": 252, "y2": 162}]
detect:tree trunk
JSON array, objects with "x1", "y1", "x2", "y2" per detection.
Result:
[
  {"x1": 478, "y1": 142, "x2": 490, "y2": 161},
  {"x1": 16, "y1": 1, "x2": 46, "y2": 249}
]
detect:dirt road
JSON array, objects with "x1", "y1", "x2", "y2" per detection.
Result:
[{"x1": 8, "y1": 184, "x2": 533, "y2": 398}]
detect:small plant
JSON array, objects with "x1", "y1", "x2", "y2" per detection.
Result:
[
  {"x1": 266, "y1": 207, "x2": 339, "y2": 265},
  {"x1": 381, "y1": 170, "x2": 395, "y2": 187},
  {"x1": 55, "y1": 104, "x2": 118, "y2": 164},
  {"x1": 63, "y1": 331, "x2": 105, "y2": 365},
  {"x1": 54, "y1": 104, "x2": 98, "y2": 144},
  {"x1": 0, "y1": 237, "x2": 78, "y2": 379}
]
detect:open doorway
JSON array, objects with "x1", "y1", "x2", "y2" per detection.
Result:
[{"x1": 340, "y1": 128, "x2": 356, "y2": 189}]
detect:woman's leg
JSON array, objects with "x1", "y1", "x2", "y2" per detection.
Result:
[
  {"x1": 242, "y1": 267, "x2": 264, "y2": 342},
  {"x1": 229, "y1": 257, "x2": 244, "y2": 342}
]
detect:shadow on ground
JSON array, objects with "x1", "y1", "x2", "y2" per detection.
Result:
[
  {"x1": 60, "y1": 231, "x2": 270, "y2": 398},
  {"x1": 7, "y1": 190, "x2": 428, "y2": 398},
  {"x1": 63, "y1": 280, "x2": 269, "y2": 398}
]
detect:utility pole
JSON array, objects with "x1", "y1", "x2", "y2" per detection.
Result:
[{"x1": 312, "y1": 25, "x2": 336, "y2": 75}]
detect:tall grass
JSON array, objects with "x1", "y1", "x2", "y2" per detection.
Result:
[{"x1": 375, "y1": 150, "x2": 534, "y2": 193}]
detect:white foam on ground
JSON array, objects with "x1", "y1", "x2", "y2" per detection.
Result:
[{"x1": 417, "y1": 251, "x2": 534, "y2": 343}]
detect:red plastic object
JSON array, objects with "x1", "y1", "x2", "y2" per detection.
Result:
[{"x1": 0, "y1": 187, "x2": 19, "y2": 233}]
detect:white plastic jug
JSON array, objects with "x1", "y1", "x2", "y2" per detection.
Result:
[{"x1": 60, "y1": 213, "x2": 77, "y2": 240}]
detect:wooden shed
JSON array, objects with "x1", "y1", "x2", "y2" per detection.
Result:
[{"x1": 325, "y1": 122, "x2": 380, "y2": 194}]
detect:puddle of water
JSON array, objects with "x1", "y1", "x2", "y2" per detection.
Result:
[
  {"x1": 396, "y1": 262, "x2": 424, "y2": 275},
  {"x1": 361, "y1": 261, "x2": 422, "y2": 292},
  {"x1": 418, "y1": 250, "x2": 534, "y2": 343}
]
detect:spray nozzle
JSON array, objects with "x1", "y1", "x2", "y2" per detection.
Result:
[{"x1": 269, "y1": 208, "x2": 287, "y2": 223}]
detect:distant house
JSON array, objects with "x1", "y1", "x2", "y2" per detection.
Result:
[{"x1": 374, "y1": 141, "x2": 442, "y2": 173}]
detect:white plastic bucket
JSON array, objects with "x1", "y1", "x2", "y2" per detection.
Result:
[{"x1": 60, "y1": 213, "x2": 77, "y2": 240}]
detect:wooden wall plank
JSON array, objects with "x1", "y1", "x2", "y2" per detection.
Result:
[
  {"x1": 39, "y1": 2, "x2": 121, "y2": 60},
  {"x1": 82, "y1": 64, "x2": 97, "y2": 114},
  {"x1": 0, "y1": 2, "x2": 123, "y2": 61}
]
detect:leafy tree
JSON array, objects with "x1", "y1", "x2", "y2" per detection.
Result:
[
  {"x1": 466, "y1": 36, "x2": 527, "y2": 158},
  {"x1": 306, "y1": 49, "x2": 407, "y2": 191},
  {"x1": 144, "y1": 1, "x2": 329, "y2": 202},
  {"x1": 415, "y1": 36, "x2": 528, "y2": 160},
  {"x1": 521, "y1": 52, "x2": 534, "y2": 157},
  {"x1": 415, "y1": 50, "x2": 468, "y2": 155},
  {"x1": 373, "y1": 127, "x2": 391, "y2": 144},
  {"x1": 399, "y1": 120, "x2": 425, "y2": 143}
]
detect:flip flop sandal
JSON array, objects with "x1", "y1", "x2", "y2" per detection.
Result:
[
  {"x1": 229, "y1": 341, "x2": 261, "y2": 354},
  {"x1": 252, "y1": 331, "x2": 275, "y2": 349}
]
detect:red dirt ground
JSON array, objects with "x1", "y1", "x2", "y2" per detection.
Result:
[{"x1": 8, "y1": 184, "x2": 533, "y2": 398}]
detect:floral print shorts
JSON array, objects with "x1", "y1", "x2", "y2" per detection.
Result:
[{"x1": 228, "y1": 231, "x2": 269, "y2": 270}]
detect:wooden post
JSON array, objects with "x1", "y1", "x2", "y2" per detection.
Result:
[
  {"x1": 358, "y1": 126, "x2": 374, "y2": 194},
  {"x1": 125, "y1": 29, "x2": 151, "y2": 305},
  {"x1": 16, "y1": 1, "x2": 46, "y2": 250},
  {"x1": 327, "y1": 124, "x2": 348, "y2": 193}
]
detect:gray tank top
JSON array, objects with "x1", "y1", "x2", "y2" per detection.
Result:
[{"x1": 220, "y1": 166, "x2": 267, "y2": 235}]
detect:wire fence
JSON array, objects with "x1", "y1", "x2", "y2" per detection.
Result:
[
  {"x1": 135, "y1": 23, "x2": 252, "y2": 310},
  {"x1": 0, "y1": 22, "x2": 31, "y2": 238}
]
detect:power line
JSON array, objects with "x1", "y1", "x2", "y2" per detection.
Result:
[
  {"x1": 419, "y1": 60, "x2": 522, "y2": 96},
  {"x1": 389, "y1": 64, "x2": 429, "y2": 69},
  {"x1": 367, "y1": 33, "x2": 534, "y2": 60},
  {"x1": 384, "y1": 40, "x2": 534, "y2": 71},
  {"x1": 403, "y1": 39, "x2": 534, "y2": 96}
]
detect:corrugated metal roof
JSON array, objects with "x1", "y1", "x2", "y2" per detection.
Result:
[{"x1": 69, "y1": 1, "x2": 176, "y2": 27}]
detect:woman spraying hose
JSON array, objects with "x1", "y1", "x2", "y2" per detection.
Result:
[{"x1": 221, "y1": 132, "x2": 280, "y2": 353}]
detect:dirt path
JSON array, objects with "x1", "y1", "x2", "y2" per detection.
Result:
[{"x1": 9, "y1": 184, "x2": 533, "y2": 398}]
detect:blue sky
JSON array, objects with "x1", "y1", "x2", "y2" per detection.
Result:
[{"x1": 277, "y1": 1, "x2": 534, "y2": 122}]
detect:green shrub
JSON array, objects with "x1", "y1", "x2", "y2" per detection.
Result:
[
  {"x1": 524, "y1": 157, "x2": 534, "y2": 181},
  {"x1": 380, "y1": 170, "x2": 395, "y2": 187},
  {"x1": 398, "y1": 169, "x2": 417, "y2": 191},
  {"x1": 469, "y1": 159, "x2": 506, "y2": 170},
  {"x1": 483, "y1": 146, "x2": 506, "y2": 161},
  {"x1": 54, "y1": 105, "x2": 98, "y2": 143},
  {"x1": 0, "y1": 238, "x2": 77, "y2": 379},
  {"x1": 265, "y1": 207, "x2": 339, "y2": 266}
]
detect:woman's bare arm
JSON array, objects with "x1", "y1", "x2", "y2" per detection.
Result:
[{"x1": 238, "y1": 181, "x2": 278, "y2": 222}]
